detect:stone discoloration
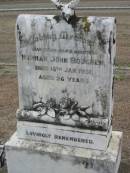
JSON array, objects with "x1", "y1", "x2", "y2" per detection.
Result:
[
  {"x1": 108, "y1": 31, "x2": 113, "y2": 64},
  {"x1": 82, "y1": 17, "x2": 91, "y2": 32},
  {"x1": 68, "y1": 14, "x2": 79, "y2": 28},
  {"x1": 96, "y1": 30, "x2": 107, "y2": 52},
  {"x1": 53, "y1": 15, "x2": 61, "y2": 23}
]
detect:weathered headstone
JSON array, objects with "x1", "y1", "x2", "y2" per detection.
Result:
[
  {"x1": 15, "y1": 14, "x2": 115, "y2": 150},
  {"x1": 16, "y1": 15, "x2": 115, "y2": 131},
  {"x1": 5, "y1": 1, "x2": 122, "y2": 173}
]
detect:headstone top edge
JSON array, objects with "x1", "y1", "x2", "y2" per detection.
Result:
[
  {"x1": 16, "y1": 14, "x2": 116, "y2": 22},
  {"x1": 16, "y1": 14, "x2": 116, "y2": 32}
]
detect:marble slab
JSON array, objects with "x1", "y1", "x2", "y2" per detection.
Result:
[
  {"x1": 5, "y1": 131, "x2": 122, "y2": 173},
  {"x1": 17, "y1": 121, "x2": 112, "y2": 150},
  {"x1": 16, "y1": 14, "x2": 116, "y2": 130}
]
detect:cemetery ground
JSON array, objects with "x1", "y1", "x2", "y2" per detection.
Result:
[{"x1": 0, "y1": 5, "x2": 130, "y2": 173}]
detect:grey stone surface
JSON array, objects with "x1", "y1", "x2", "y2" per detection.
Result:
[
  {"x1": 16, "y1": 14, "x2": 116, "y2": 130},
  {"x1": 5, "y1": 131, "x2": 122, "y2": 173}
]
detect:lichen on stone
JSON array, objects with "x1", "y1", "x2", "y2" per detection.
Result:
[{"x1": 81, "y1": 17, "x2": 91, "y2": 32}]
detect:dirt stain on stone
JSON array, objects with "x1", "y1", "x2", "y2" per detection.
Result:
[
  {"x1": 97, "y1": 30, "x2": 106, "y2": 52},
  {"x1": 108, "y1": 31, "x2": 113, "y2": 64},
  {"x1": 68, "y1": 15, "x2": 79, "y2": 28},
  {"x1": 53, "y1": 15, "x2": 61, "y2": 23}
]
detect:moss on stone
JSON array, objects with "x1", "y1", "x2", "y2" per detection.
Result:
[{"x1": 82, "y1": 17, "x2": 91, "y2": 32}]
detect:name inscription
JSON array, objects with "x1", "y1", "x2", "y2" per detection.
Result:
[{"x1": 18, "y1": 17, "x2": 105, "y2": 86}]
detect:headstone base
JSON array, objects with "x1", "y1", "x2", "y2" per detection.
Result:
[{"x1": 5, "y1": 131, "x2": 122, "y2": 173}]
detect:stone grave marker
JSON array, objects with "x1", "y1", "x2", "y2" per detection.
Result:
[
  {"x1": 5, "y1": 1, "x2": 122, "y2": 173},
  {"x1": 15, "y1": 13, "x2": 115, "y2": 150}
]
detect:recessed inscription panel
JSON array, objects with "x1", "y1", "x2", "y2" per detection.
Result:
[
  {"x1": 16, "y1": 15, "x2": 116, "y2": 130},
  {"x1": 17, "y1": 121, "x2": 112, "y2": 150}
]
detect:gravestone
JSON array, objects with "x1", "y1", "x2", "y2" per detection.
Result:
[
  {"x1": 15, "y1": 14, "x2": 115, "y2": 150},
  {"x1": 5, "y1": 1, "x2": 122, "y2": 173}
]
